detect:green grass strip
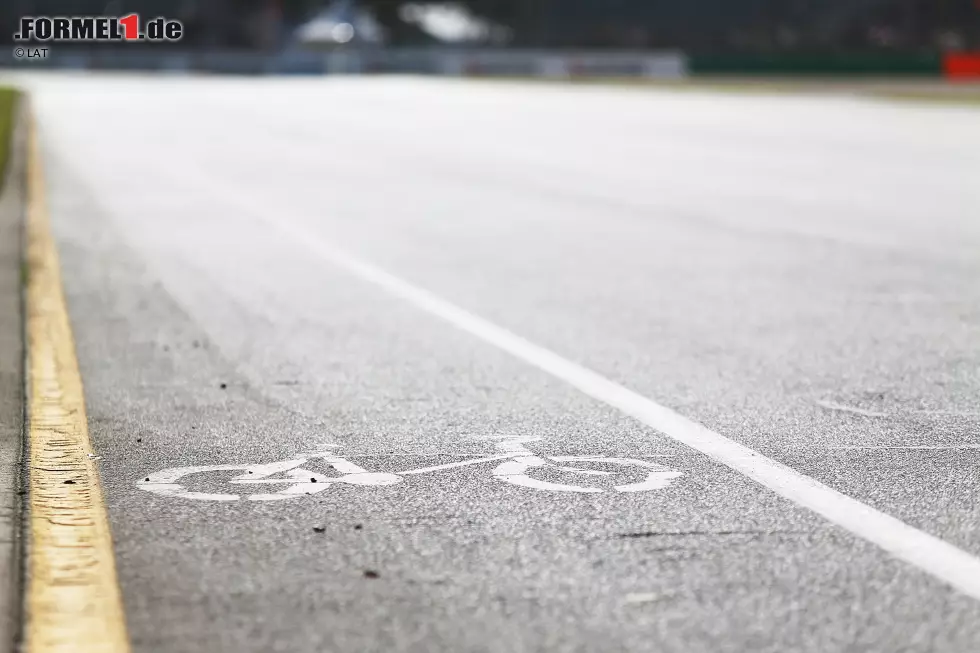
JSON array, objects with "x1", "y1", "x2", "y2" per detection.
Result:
[{"x1": 0, "y1": 88, "x2": 20, "y2": 187}]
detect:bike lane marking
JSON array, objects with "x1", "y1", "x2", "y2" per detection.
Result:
[
  {"x1": 175, "y1": 170, "x2": 980, "y2": 601},
  {"x1": 24, "y1": 110, "x2": 131, "y2": 652},
  {"x1": 138, "y1": 451, "x2": 405, "y2": 502},
  {"x1": 136, "y1": 437, "x2": 685, "y2": 498},
  {"x1": 399, "y1": 455, "x2": 513, "y2": 475}
]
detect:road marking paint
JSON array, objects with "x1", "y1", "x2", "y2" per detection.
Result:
[
  {"x1": 815, "y1": 400, "x2": 980, "y2": 419},
  {"x1": 485, "y1": 436, "x2": 682, "y2": 494},
  {"x1": 220, "y1": 200, "x2": 980, "y2": 599},
  {"x1": 24, "y1": 112, "x2": 131, "y2": 651},
  {"x1": 339, "y1": 453, "x2": 502, "y2": 458},
  {"x1": 814, "y1": 399, "x2": 887, "y2": 418},
  {"x1": 400, "y1": 455, "x2": 514, "y2": 475},
  {"x1": 154, "y1": 166, "x2": 980, "y2": 597},
  {"x1": 492, "y1": 457, "x2": 604, "y2": 494},
  {"x1": 915, "y1": 411, "x2": 980, "y2": 417},
  {"x1": 137, "y1": 438, "x2": 681, "y2": 499},
  {"x1": 623, "y1": 592, "x2": 665, "y2": 605},
  {"x1": 139, "y1": 464, "x2": 253, "y2": 501},
  {"x1": 550, "y1": 456, "x2": 685, "y2": 493},
  {"x1": 820, "y1": 445, "x2": 980, "y2": 451},
  {"x1": 137, "y1": 451, "x2": 403, "y2": 502}
]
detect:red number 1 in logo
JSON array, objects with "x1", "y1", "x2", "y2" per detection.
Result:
[{"x1": 119, "y1": 14, "x2": 140, "y2": 40}]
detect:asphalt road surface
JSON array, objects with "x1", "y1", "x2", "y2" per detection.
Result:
[{"x1": 16, "y1": 74, "x2": 980, "y2": 652}]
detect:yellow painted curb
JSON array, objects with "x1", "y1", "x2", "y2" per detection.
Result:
[{"x1": 24, "y1": 110, "x2": 130, "y2": 652}]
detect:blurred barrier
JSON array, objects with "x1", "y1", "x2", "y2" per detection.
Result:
[
  {"x1": 14, "y1": 49, "x2": 971, "y2": 81},
  {"x1": 0, "y1": 48, "x2": 688, "y2": 79},
  {"x1": 944, "y1": 53, "x2": 980, "y2": 79},
  {"x1": 438, "y1": 50, "x2": 687, "y2": 78},
  {"x1": 690, "y1": 52, "x2": 942, "y2": 76}
]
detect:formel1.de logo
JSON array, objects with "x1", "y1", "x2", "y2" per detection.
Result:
[{"x1": 14, "y1": 15, "x2": 183, "y2": 43}]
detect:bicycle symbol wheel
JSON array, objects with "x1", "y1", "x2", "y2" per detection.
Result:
[
  {"x1": 493, "y1": 455, "x2": 683, "y2": 493},
  {"x1": 137, "y1": 453, "x2": 401, "y2": 502}
]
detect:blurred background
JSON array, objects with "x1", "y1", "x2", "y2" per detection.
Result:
[{"x1": 1, "y1": 1, "x2": 979, "y2": 78}]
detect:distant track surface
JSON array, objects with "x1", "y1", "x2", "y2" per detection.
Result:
[{"x1": 14, "y1": 74, "x2": 980, "y2": 653}]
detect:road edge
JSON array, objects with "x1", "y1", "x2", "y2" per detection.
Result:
[
  {"x1": 0, "y1": 89, "x2": 25, "y2": 653},
  {"x1": 23, "y1": 102, "x2": 131, "y2": 652}
]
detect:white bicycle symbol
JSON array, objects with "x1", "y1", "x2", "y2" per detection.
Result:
[{"x1": 136, "y1": 436, "x2": 683, "y2": 502}]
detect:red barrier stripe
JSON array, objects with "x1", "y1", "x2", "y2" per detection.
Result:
[{"x1": 944, "y1": 53, "x2": 980, "y2": 78}]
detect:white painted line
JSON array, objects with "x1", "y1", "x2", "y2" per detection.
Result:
[
  {"x1": 173, "y1": 170, "x2": 980, "y2": 599},
  {"x1": 260, "y1": 217, "x2": 980, "y2": 600}
]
